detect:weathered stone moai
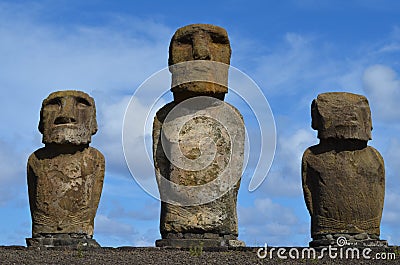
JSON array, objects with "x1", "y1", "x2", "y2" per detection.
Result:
[
  {"x1": 153, "y1": 24, "x2": 245, "y2": 248},
  {"x1": 302, "y1": 92, "x2": 386, "y2": 247},
  {"x1": 26, "y1": 90, "x2": 105, "y2": 248}
]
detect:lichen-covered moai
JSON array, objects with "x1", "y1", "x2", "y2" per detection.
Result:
[
  {"x1": 153, "y1": 24, "x2": 245, "y2": 248},
  {"x1": 26, "y1": 90, "x2": 105, "y2": 248},
  {"x1": 302, "y1": 92, "x2": 386, "y2": 247}
]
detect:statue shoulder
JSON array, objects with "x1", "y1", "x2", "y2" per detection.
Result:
[
  {"x1": 27, "y1": 147, "x2": 46, "y2": 167},
  {"x1": 87, "y1": 147, "x2": 105, "y2": 162},
  {"x1": 154, "y1": 102, "x2": 176, "y2": 124}
]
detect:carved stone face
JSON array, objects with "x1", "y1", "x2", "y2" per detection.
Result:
[
  {"x1": 169, "y1": 24, "x2": 231, "y2": 65},
  {"x1": 39, "y1": 90, "x2": 97, "y2": 145},
  {"x1": 311, "y1": 92, "x2": 372, "y2": 141},
  {"x1": 169, "y1": 24, "x2": 231, "y2": 96}
]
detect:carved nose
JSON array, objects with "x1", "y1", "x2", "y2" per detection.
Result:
[
  {"x1": 56, "y1": 97, "x2": 77, "y2": 124},
  {"x1": 54, "y1": 116, "x2": 76, "y2": 125},
  {"x1": 193, "y1": 46, "x2": 211, "y2": 60},
  {"x1": 192, "y1": 34, "x2": 211, "y2": 60}
]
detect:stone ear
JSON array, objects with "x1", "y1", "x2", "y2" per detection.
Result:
[
  {"x1": 38, "y1": 105, "x2": 44, "y2": 134},
  {"x1": 91, "y1": 120, "x2": 98, "y2": 135},
  {"x1": 91, "y1": 107, "x2": 98, "y2": 136},
  {"x1": 311, "y1": 99, "x2": 319, "y2": 131}
]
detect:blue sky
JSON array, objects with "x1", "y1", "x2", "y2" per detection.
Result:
[{"x1": 0, "y1": 0, "x2": 399, "y2": 247}]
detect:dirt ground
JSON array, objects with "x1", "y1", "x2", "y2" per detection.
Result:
[{"x1": 0, "y1": 246, "x2": 399, "y2": 265}]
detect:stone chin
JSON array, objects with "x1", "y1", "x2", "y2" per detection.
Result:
[
  {"x1": 311, "y1": 92, "x2": 372, "y2": 141},
  {"x1": 169, "y1": 61, "x2": 230, "y2": 95},
  {"x1": 171, "y1": 82, "x2": 228, "y2": 95},
  {"x1": 42, "y1": 126, "x2": 92, "y2": 145}
]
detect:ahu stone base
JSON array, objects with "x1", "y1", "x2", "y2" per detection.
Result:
[
  {"x1": 156, "y1": 233, "x2": 245, "y2": 248},
  {"x1": 26, "y1": 233, "x2": 100, "y2": 248},
  {"x1": 310, "y1": 233, "x2": 388, "y2": 248}
]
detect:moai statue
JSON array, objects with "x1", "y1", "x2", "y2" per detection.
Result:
[
  {"x1": 26, "y1": 90, "x2": 105, "y2": 248},
  {"x1": 302, "y1": 92, "x2": 386, "y2": 247},
  {"x1": 153, "y1": 24, "x2": 245, "y2": 248}
]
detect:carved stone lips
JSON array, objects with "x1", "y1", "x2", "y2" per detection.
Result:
[{"x1": 54, "y1": 117, "x2": 77, "y2": 126}]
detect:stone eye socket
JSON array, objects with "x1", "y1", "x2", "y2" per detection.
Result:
[
  {"x1": 176, "y1": 35, "x2": 192, "y2": 45},
  {"x1": 45, "y1": 97, "x2": 61, "y2": 108},
  {"x1": 210, "y1": 33, "x2": 229, "y2": 45},
  {"x1": 76, "y1": 97, "x2": 91, "y2": 108}
]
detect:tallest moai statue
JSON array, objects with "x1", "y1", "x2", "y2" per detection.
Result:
[
  {"x1": 302, "y1": 92, "x2": 387, "y2": 247},
  {"x1": 153, "y1": 24, "x2": 245, "y2": 248}
]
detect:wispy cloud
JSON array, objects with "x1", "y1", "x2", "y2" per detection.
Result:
[
  {"x1": 239, "y1": 198, "x2": 308, "y2": 246},
  {"x1": 108, "y1": 200, "x2": 159, "y2": 221},
  {"x1": 95, "y1": 214, "x2": 136, "y2": 236},
  {"x1": 0, "y1": 140, "x2": 28, "y2": 206},
  {"x1": 258, "y1": 129, "x2": 316, "y2": 197},
  {"x1": 363, "y1": 64, "x2": 400, "y2": 121}
]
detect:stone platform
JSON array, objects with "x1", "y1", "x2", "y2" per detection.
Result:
[
  {"x1": 156, "y1": 233, "x2": 245, "y2": 248},
  {"x1": 155, "y1": 238, "x2": 245, "y2": 248},
  {"x1": 26, "y1": 233, "x2": 100, "y2": 248},
  {"x1": 310, "y1": 233, "x2": 388, "y2": 248}
]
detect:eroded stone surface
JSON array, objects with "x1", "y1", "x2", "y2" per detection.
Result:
[
  {"x1": 169, "y1": 24, "x2": 231, "y2": 96},
  {"x1": 153, "y1": 24, "x2": 245, "y2": 247},
  {"x1": 311, "y1": 92, "x2": 372, "y2": 141},
  {"x1": 39, "y1": 90, "x2": 98, "y2": 145},
  {"x1": 27, "y1": 90, "x2": 104, "y2": 248},
  {"x1": 303, "y1": 143, "x2": 385, "y2": 235},
  {"x1": 309, "y1": 233, "x2": 387, "y2": 248},
  {"x1": 154, "y1": 101, "x2": 244, "y2": 237},
  {"x1": 302, "y1": 92, "x2": 385, "y2": 247},
  {"x1": 28, "y1": 146, "x2": 105, "y2": 237}
]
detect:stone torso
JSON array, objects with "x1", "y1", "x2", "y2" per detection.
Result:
[
  {"x1": 153, "y1": 101, "x2": 244, "y2": 237},
  {"x1": 302, "y1": 144, "x2": 385, "y2": 236},
  {"x1": 27, "y1": 146, "x2": 105, "y2": 237}
]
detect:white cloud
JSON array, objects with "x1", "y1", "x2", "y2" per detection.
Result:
[
  {"x1": 0, "y1": 1, "x2": 171, "y2": 149},
  {"x1": 379, "y1": 43, "x2": 400, "y2": 53},
  {"x1": 108, "y1": 200, "x2": 159, "y2": 221},
  {"x1": 95, "y1": 214, "x2": 136, "y2": 236},
  {"x1": 249, "y1": 31, "x2": 366, "y2": 100},
  {"x1": 94, "y1": 215, "x2": 161, "y2": 246},
  {"x1": 381, "y1": 191, "x2": 400, "y2": 244},
  {"x1": 380, "y1": 138, "x2": 400, "y2": 245},
  {"x1": 97, "y1": 96, "x2": 132, "y2": 175},
  {"x1": 382, "y1": 191, "x2": 400, "y2": 225},
  {"x1": 376, "y1": 26, "x2": 400, "y2": 53},
  {"x1": 239, "y1": 198, "x2": 308, "y2": 246},
  {"x1": 260, "y1": 129, "x2": 316, "y2": 197},
  {"x1": 386, "y1": 138, "x2": 400, "y2": 175},
  {"x1": 96, "y1": 93, "x2": 167, "y2": 202},
  {"x1": 278, "y1": 129, "x2": 316, "y2": 173},
  {"x1": 253, "y1": 33, "x2": 316, "y2": 95},
  {"x1": 285, "y1": 32, "x2": 310, "y2": 48},
  {"x1": 94, "y1": 212, "x2": 158, "y2": 246},
  {"x1": 363, "y1": 65, "x2": 400, "y2": 121},
  {"x1": 262, "y1": 171, "x2": 301, "y2": 198},
  {"x1": 239, "y1": 198, "x2": 297, "y2": 227},
  {"x1": 0, "y1": 141, "x2": 27, "y2": 206},
  {"x1": 133, "y1": 237, "x2": 155, "y2": 247},
  {"x1": 254, "y1": 198, "x2": 298, "y2": 225}
]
